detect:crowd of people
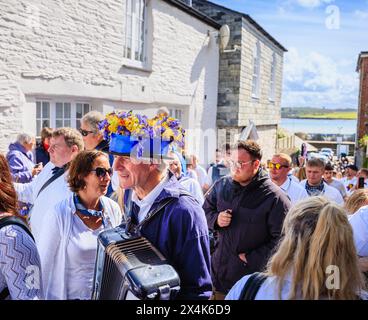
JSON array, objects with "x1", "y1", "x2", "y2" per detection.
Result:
[{"x1": 1, "y1": 108, "x2": 368, "y2": 300}]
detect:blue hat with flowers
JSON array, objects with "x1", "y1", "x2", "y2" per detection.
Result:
[{"x1": 99, "y1": 110, "x2": 185, "y2": 159}]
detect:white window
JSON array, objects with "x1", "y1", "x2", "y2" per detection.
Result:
[
  {"x1": 55, "y1": 102, "x2": 71, "y2": 128},
  {"x1": 269, "y1": 53, "x2": 276, "y2": 101},
  {"x1": 251, "y1": 41, "x2": 261, "y2": 98},
  {"x1": 169, "y1": 109, "x2": 183, "y2": 123},
  {"x1": 35, "y1": 100, "x2": 91, "y2": 135},
  {"x1": 123, "y1": 0, "x2": 146, "y2": 65},
  {"x1": 76, "y1": 103, "x2": 92, "y2": 129},
  {"x1": 36, "y1": 101, "x2": 51, "y2": 135}
]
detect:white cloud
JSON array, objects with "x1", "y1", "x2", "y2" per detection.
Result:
[
  {"x1": 296, "y1": 0, "x2": 334, "y2": 8},
  {"x1": 354, "y1": 10, "x2": 368, "y2": 19},
  {"x1": 282, "y1": 47, "x2": 358, "y2": 108}
]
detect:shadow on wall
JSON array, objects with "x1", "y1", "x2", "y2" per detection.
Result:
[{"x1": 190, "y1": 34, "x2": 219, "y2": 165}]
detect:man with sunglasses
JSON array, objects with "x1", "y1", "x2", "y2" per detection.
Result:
[
  {"x1": 203, "y1": 140, "x2": 290, "y2": 300},
  {"x1": 269, "y1": 153, "x2": 308, "y2": 206},
  {"x1": 80, "y1": 111, "x2": 115, "y2": 196}
]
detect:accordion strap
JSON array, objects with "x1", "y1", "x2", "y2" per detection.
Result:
[{"x1": 127, "y1": 196, "x2": 176, "y2": 236}]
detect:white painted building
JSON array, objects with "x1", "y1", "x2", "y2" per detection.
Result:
[{"x1": 0, "y1": 0, "x2": 220, "y2": 162}]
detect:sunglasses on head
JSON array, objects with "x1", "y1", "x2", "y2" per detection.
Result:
[
  {"x1": 268, "y1": 163, "x2": 289, "y2": 170},
  {"x1": 91, "y1": 167, "x2": 113, "y2": 178},
  {"x1": 79, "y1": 129, "x2": 94, "y2": 137}
]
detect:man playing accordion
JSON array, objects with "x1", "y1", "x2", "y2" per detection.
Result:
[{"x1": 100, "y1": 111, "x2": 212, "y2": 300}]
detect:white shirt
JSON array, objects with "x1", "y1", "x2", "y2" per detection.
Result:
[
  {"x1": 299, "y1": 180, "x2": 344, "y2": 206},
  {"x1": 288, "y1": 172, "x2": 299, "y2": 183},
  {"x1": 131, "y1": 175, "x2": 169, "y2": 223},
  {"x1": 66, "y1": 215, "x2": 104, "y2": 300},
  {"x1": 226, "y1": 271, "x2": 368, "y2": 300},
  {"x1": 226, "y1": 272, "x2": 297, "y2": 300},
  {"x1": 178, "y1": 176, "x2": 204, "y2": 205},
  {"x1": 278, "y1": 177, "x2": 308, "y2": 206},
  {"x1": 14, "y1": 162, "x2": 72, "y2": 245},
  {"x1": 195, "y1": 165, "x2": 208, "y2": 188},
  {"x1": 349, "y1": 205, "x2": 368, "y2": 257},
  {"x1": 326, "y1": 178, "x2": 347, "y2": 198},
  {"x1": 37, "y1": 194, "x2": 122, "y2": 300},
  {"x1": 340, "y1": 176, "x2": 357, "y2": 196}
]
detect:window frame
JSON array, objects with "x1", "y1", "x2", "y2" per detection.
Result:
[
  {"x1": 269, "y1": 52, "x2": 276, "y2": 102},
  {"x1": 36, "y1": 100, "x2": 51, "y2": 136},
  {"x1": 251, "y1": 41, "x2": 261, "y2": 99},
  {"x1": 122, "y1": 0, "x2": 147, "y2": 69},
  {"x1": 35, "y1": 99, "x2": 91, "y2": 135}
]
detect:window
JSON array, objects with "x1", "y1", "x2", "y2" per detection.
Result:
[
  {"x1": 76, "y1": 103, "x2": 91, "y2": 129},
  {"x1": 123, "y1": 0, "x2": 146, "y2": 64},
  {"x1": 35, "y1": 100, "x2": 91, "y2": 134},
  {"x1": 55, "y1": 102, "x2": 71, "y2": 128},
  {"x1": 169, "y1": 109, "x2": 183, "y2": 123},
  {"x1": 36, "y1": 101, "x2": 51, "y2": 135},
  {"x1": 269, "y1": 53, "x2": 276, "y2": 101},
  {"x1": 251, "y1": 41, "x2": 261, "y2": 98}
]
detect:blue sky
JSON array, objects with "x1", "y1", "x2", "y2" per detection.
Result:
[{"x1": 209, "y1": 0, "x2": 368, "y2": 109}]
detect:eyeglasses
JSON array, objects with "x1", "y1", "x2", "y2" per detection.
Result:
[
  {"x1": 79, "y1": 129, "x2": 94, "y2": 137},
  {"x1": 91, "y1": 167, "x2": 113, "y2": 178},
  {"x1": 268, "y1": 163, "x2": 289, "y2": 170},
  {"x1": 229, "y1": 160, "x2": 254, "y2": 169}
]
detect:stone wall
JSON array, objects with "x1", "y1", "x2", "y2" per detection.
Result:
[
  {"x1": 192, "y1": 0, "x2": 242, "y2": 127},
  {"x1": 239, "y1": 20, "x2": 284, "y2": 128},
  {"x1": 357, "y1": 55, "x2": 368, "y2": 141},
  {"x1": 192, "y1": 0, "x2": 285, "y2": 160},
  {"x1": 356, "y1": 53, "x2": 368, "y2": 167},
  {"x1": 0, "y1": 0, "x2": 219, "y2": 159}
]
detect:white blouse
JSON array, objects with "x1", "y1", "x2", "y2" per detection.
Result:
[{"x1": 65, "y1": 215, "x2": 104, "y2": 300}]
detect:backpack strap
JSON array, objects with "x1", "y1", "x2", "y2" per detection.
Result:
[
  {"x1": 126, "y1": 190, "x2": 192, "y2": 236},
  {"x1": 0, "y1": 288, "x2": 9, "y2": 300},
  {"x1": 0, "y1": 215, "x2": 34, "y2": 300},
  {"x1": 0, "y1": 216, "x2": 34, "y2": 241},
  {"x1": 239, "y1": 272, "x2": 268, "y2": 300}
]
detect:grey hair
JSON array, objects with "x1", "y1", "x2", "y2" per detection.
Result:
[
  {"x1": 81, "y1": 111, "x2": 104, "y2": 133},
  {"x1": 16, "y1": 132, "x2": 35, "y2": 145},
  {"x1": 156, "y1": 158, "x2": 170, "y2": 174},
  {"x1": 156, "y1": 106, "x2": 170, "y2": 116}
]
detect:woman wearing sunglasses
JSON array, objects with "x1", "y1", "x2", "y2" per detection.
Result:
[{"x1": 37, "y1": 150, "x2": 122, "y2": 300}]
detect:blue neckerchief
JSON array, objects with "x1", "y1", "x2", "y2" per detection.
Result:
[
  {"x1": 305, "y1": 180, "x2": 325, "y2": 197},
  {"x1": 73, "y1": 193, "x2": 106, "y2": 227}
]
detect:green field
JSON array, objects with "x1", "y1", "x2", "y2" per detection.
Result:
[{"x1": 300, "y1": 112, "x2": 357, "y2": 119}]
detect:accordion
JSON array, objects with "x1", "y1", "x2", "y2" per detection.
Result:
[{"x1": 91, "y1": 225, "x2": 180, "y2": 300}]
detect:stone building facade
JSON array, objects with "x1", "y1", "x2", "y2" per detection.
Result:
[
  {"x1": 192, "y1": 0, "x2": 287, "y2": 162},
  {"x1": 0, "y1": 0, "x2": 220, "y2": 161},
  {"x1": 356, "y1": 51, "x2": 368, "y2": 167}
]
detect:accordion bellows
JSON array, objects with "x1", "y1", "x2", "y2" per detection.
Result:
[{"x1": 92, "y1": 226, "x2": 180, "y2": 300}]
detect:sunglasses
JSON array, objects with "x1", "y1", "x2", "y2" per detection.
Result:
[
  {"x1": 229, "y1": 160, "x2": 253, "y2": 169},
  {"x1": 91, "y1": 167, "x2": 113, "y2": 178},
  {"x1": 79, "y1": 129, "x2": 94, "y2": 137},
  {"x1": 268, "y1": 163, "x2": 289, "y2": 170}
]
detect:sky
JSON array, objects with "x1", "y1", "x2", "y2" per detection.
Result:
[{"x1": 209, "y1": 0, "x2": 368, "y2": 109}]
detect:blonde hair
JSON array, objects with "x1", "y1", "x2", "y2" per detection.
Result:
[
  {"x1": 273, "y1": 153, "x2": 292, "y2": 166},
  {"x1": 345, "y1": 189, "x2": 368, "y2": 214},
  {"x1": 296, "y1": 167, "x2": 306, "y2": 181},
  {"x1": 264, "y1": 196, "x2": 365, "y2": 300}
]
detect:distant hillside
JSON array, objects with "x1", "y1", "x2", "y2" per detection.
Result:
[{"x1": 281, "y1": 107, "x2": 357, "y2": 119}]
